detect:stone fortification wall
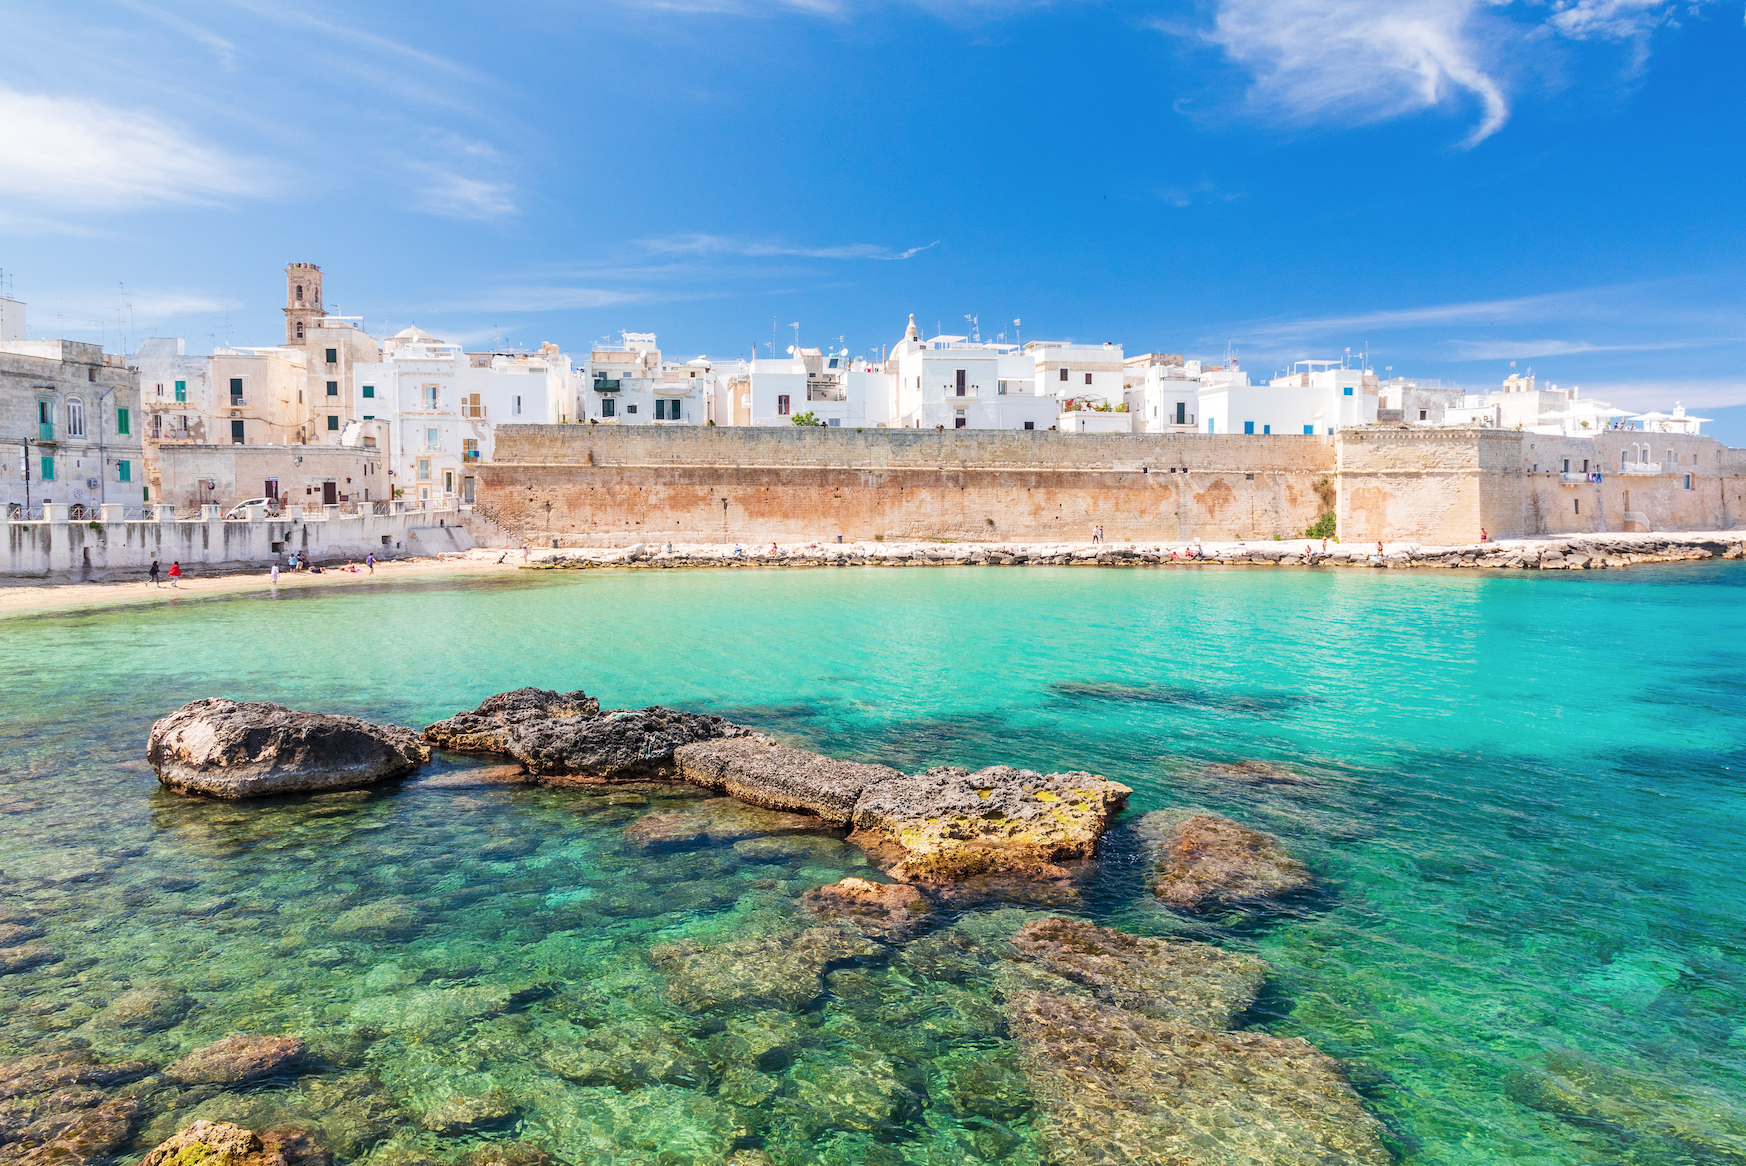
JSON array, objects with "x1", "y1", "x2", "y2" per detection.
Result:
[
  {"x1": 480, "y1": 426, "x2": 1337, "y2": 544},
  {"x1": 1337, "y1": 428, "x2": 1526, "y2": 542}
]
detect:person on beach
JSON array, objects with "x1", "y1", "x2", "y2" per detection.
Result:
[
  {"x1": 1321, "y1": 537, "x2": 1329, "y2": 553},
  {"x1": 168, "y1": 562, "x2": 182, "y2": 588},
  {"x1": 1480, "y1": 528, "x2": 1489, "y2": 542},
  {"x1": 148, "y1": 559, "x2": 161, "y2": 587},
  {"x1": 521, "y1": 544, "x2": 531, "y2": 564},
  {"x1": 270, "y1": 562, "x2": 279, "y2": 585},
  {"x1": 366, "y1": 553, "x2": 375, "y2": 575},
  {"x1": 497, "y1": 549, "x2": 509, "y2": 564}
]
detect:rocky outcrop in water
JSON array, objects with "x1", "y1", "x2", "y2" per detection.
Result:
[
  {"x1": 163, "y1": 1036, "x2": 306, "y2": 1087},
  {"x1": 1009, "y1": 991, "x2": 1392, "y2": 1166},
  {"x1": 138, "y1": 1120, "x2": 327, "y2": 1166},
  {"x1": 0, "y1": 1051, "x2": 154, "y2": 1166},
  {"x1": 624, "y1": 799, "x2": 829, "y2": 854},
  {"x1": 148, "y1": 699, "x2": 427, "y2": 799},
  {"x1": 1137, "y1": 809, "x2": 1315, "y2": 912},
  {"x1": 423, "y1": 690, "x2": 749, "y2": 780},
  {"x1": 651, "y1": 924, "x2": 883, "y2": 1012},
  {"x1": 675, "y1": 736, "x2": 898, "y2": 825},
  {"x1": 849, "y1": 765, "x2": 1132, "y2": 882}
]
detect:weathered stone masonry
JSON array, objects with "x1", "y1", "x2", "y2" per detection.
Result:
[{"x1": 479, "y1": 425, "x2": 1746, "y2": 546}]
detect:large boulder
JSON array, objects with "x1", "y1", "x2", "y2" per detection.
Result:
[
  {"x1": 138, "y1": 1120, "x2": 327, "y2": 1166},
  {"x1": 147, "y1": 699, "x2": 427, "y2": 799},
  {"x1": 423, "y1": 689, "x2": 749, "y2": 780},
  {"x1": 5, "y1": 1097, "x2": 139, "y2": 1166},
  {"x1": 800, "y1": 878, "x2": 930, "y2": 941},
  {"x1": 1008, "y1": 917, "x2": 1266, "y2": 1030},
  {"x1": 163, "y1": 1035, "x2": 306, "y2": 1087},
  {"x1": 848, "y1": 765, "x2": 1131, "y2": 882},
  {"x1": 675, "y1": 736, "x2": 899, "y2": 825},
  {"x1": 1009, "y1": 991, "x2": 1392, "y2": 1166},
  {"x1": 1137, "y1": 810, "x2": 1315, "y2": 913}
]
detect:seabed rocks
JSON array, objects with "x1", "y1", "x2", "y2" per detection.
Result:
[{"x1": 1137, "y1": 808, "x2": 1317, "y2": 913}]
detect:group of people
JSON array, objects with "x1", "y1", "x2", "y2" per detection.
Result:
[{"x1": 146, "y1": 560, "x2": 181, "y2": 588}]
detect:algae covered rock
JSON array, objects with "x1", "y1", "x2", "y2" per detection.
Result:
[
  {"x1": 1138, "y1": 809, "x2": 1315, "y2": 912},
  {"x1": 1009, "y1": 991, "x2": 1392, "y2": 1166},
  {"x1": 675, "y1": 736, "x2": 899, "y2": 826},
  {"x1": 1506, "y1": 1049, "x2": 1746, "y2": 1162},
  {"x1": 624, "y1": 799, "x2": 830, "y2": 854},
  {"x1": 848, "y1": 764, "x2": 1131, "y2": 882},
  {"x1": 0, "y1": 1051, "x2": 152, "y2": 1100},
  {"x1": 0, "y1": 945, "x2": 61, "y2": 975},
  {"x1": 423, "y1": 689, "x2": 749, "y2": 780},
  {"x1": 799, "y1": 878, "x2": 929, "y2": 941},
  {"x1": 148, "y1": 698, "x2": 428, "y2": 799},
  {"x1": 138, "y1": 1120, "x2": 327, "y2": 1166},
  {"x1": 88, "y1": 985, "x2": 194, "y2": 1033},
  {"x1": 651, "y1": 925, "x2": 883, "y2": 1012},
  {"x1": 1008, "y1": 917, "x2": 1267, "y2": 1029},
  {"x1": 329, "y1": 896, "x2": 425, "y2": 939},
  {"x1": 9, "y1": 1097, "x2": 138, "y2": 1166},
  {"x1": 540, "y1": 1020, "x2": 708, "y2": 1090},
  {"x1": 164, "y1": 1035, "x2": 306, "y2": 1086}
]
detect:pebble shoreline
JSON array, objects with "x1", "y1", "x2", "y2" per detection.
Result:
[{"x1": 492, "y1": 530, "x2": 1746, "y2": 572}]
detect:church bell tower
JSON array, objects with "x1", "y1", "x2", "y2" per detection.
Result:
[{"x1": 284, "y1": 263, "x2": 323, "y2": 346}]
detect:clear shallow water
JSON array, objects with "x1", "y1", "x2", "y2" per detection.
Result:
[{"x1": 3, "y1": 563, "x2": 1746, "y2": 1164}]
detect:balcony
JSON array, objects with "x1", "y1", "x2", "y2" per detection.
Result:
[
  {"x1": 1619, "y1": 462, "x2": 1663, "y2": 475},
  {"x1": 461, "y1": 404, "x2": 487, "y2": 418},
  {"x1": 807, "y1": 380, "x2": 846, "y2": 402},
  {"x1": 593, "y1": 379, "x2": 621, "y2": 393},
  {"x1": 38, "y1": 423, "x2": 54, "y2": 442}
]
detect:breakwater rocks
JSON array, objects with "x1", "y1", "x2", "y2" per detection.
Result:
[
  {"x1": 506, "y1": 531, "x2": 1746, "y2": 572},
  {"x1": 423, "y1": 692, "x2": 1134, "y2": 886},
  {"x1": 147, "y1": 699, "x2": 428, "y2": 799}
]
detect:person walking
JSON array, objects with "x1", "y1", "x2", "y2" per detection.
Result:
[
  {"x1": 365, "y1": 552, "x2": 375, "y2": 576},
  {"x1": 270, "y1": 561, "x2": 279, "y2": 585},
  {"x1": 148, "y1": 559, "x2": 161, "y2": 588},
  {"x1": 168, "y1": 561, "x2": 182, "y2": 588}
]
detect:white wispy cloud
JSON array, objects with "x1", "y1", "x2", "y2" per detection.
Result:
[
  {"x1": 1238, "y1": 287, "x2": 1604, "y2": 339},
  {"x1": 463, "y1": 287, "x2": 658, "y2": 313},
  {"x1": 0, "y1": 87, "x2": 264, "y2": 209},
  {"x1": 642, "y1": 234, "x2": 939, "y2": 260},
  {"x1": 1573, "y1": 377, "x2": 1746, "y2": 411},
  {"x1": 1446, "y1": 336, "x2": 1732, "y2": 360},
  {"x1": 114, "y1": 0, "x2": 240, "y2": 68},
  {"x1": 414, "y1": 170, "x2": 517, "y2": 220}
]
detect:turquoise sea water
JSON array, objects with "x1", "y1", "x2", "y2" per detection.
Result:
[{"x1": 3, "y1": 563, "x2": 1746, "y2": 1164}]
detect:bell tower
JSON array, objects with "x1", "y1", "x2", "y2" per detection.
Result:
[{"x1": 284, "y1": 263, "x2": 323, "y2": 345}]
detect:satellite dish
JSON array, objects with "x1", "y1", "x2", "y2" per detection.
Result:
[{"x1": 786, "y1": 345, "x2": 795, "y2": 355}]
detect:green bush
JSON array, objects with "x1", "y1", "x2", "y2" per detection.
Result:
[
  {"x1": 791, "y1": 410, "x2": 822, "y2": 426},
  {"x1": 1304, "y1": 513, "x2": 1337, "y2": 540}
]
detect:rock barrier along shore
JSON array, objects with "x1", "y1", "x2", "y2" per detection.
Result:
[{"x1": 501, "y1": 530, "x2": 1746, "y2": 572}]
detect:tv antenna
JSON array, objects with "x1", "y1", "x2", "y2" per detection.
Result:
[{"x1": 964, "y1": 314, "x2": 980, "y2": 344}]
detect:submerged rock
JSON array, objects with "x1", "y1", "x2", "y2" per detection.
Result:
[
  {"x1": 1008, "y1": 917, "x2": 1267, "y2": 1030},
  {"x1": 147, "y1": 698, "x2": 428, "y2": 799},
  {"x1": 541, "y1": 1020, "x2": 708, "y2": 1090},
  {"x1": 89, "y1": 985, "x2": 195, "y2": 1033},
  {"x1": 423, "y1": 689, "x2": 749, "y2": 780},
  {"x1": 1506, "y1": 1049, "x2": 1746, "y2": 1162},
  {"x1": 1201, "y1": 760, "x2": 1321, "y2": 787},
  {"x1": 1009, "y1": 991, "x2": 1391, "y2": 1166},
  {"x1": 329, "y1": 896, "x2": 424, "y2": 939},
  {"x1": 1138, "y1": 809, "x2": 1315, "y2": 912},
  {"x1": 675, "y1": 736, "x2": 899, "y2": 826},
  {"x1": 138, "y1": 1120, "x2": 327, "y2": 1166},
  {"x1": 0, "y1": 1051, "x2": 152, "y2": 1101},
  {"x1": 848, "y1": 765, "x2": 1131, "y2": 882},
  {"x1": 651, "y1": 924, "x2": 883, "y2": 1012},
  {"x1": 164, "y1": 1035, "x2": 306, "y2": 1087},
  {"x1": 0, "y1": 946, "x2": 61, "y2": 976},
  {"x1": 624, "y1": 799, "x2": 830, "y2": 853},
  {"x1": 6, "y1": 1097, "x2": 138, "y2": 1166},
  {"x1": 410, "y1": 1088, "x2": 518, "y2": 1135},
  {"x1": 799, "y1": 878, "x2": 929, "y2": 941}
]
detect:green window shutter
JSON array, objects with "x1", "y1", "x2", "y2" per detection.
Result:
[
  {"x1": 325, "y1": 348, "x2": 337, "y2": 363},
  {"x1": 119, "y1": 460, "x2": 131, "y2": 482},
  {"x1": 362, "y1": 385, "x2": 375, "y2": 398},
  {"x1": 42, "y1": 456, "x2": 54, "y2": 481},
  {"x1": 142, "y1": 486, "x2": 150, "y2": 501},
  {"x1": 117, "y1": 407, "x2": 130, "y2": 435},
  {"x1": 327, "y1": 415, "x2": 339, "y2": 431},
  {"x1": 174, "y1": 380, "x2": 186, "y2": 402}
]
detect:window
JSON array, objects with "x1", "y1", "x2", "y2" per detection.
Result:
[
  {"x1": 954, "y1": 416, "x2": 967, "y2": 428},
  {"x1": 656, "y1": 399, "x2": 677, "y2": 420},
  {"x1": 66, "y1": 399, "x2": 85, "y2": 437},
  {"x1": 230, "y1": 377, "x2": 243, "y2": 400},
  {"x1": 625, "y1": 404, "x2": 637, "y2": 414},
  {"x1": 1208, "y1": 419, "x2": 1216, "y2": 434},
  {"x1": 1685, "y1": 474, "x2": 1693, "y2": 490},
  {"x1": 1620, "y1": 451, "x2": 1628, "y2": 471},
  {"x1": 265, "y1": 479, "x2": 279, "y2": 499},
  {"x1": 1303, "y1": 425, "x2": 1314, "y2": 435},
  {"x1": 422, "y1": 385, "x2": 439, "y2": 409},
  {"x1": 87, "y1": 368, "x2": 96, "y2": 382},
  {"x1": 1243, "y1": 421, "x2": 1254, "y2": 435},
  {"x1": 1263, "y1": 425, "x2": 1271, "y2": 435},
  {"x1": 119, "y1": 460, "x2": 131, "y2": 483},
  {"x1": 174, "y1": 380, "x2": 186, "y2": 402},
  {"x1": 1575, "y1": 499, "x2": 1580, "y2": 514},
  {"x1": 360, "y1": 384, "x2": 375, "y2": 400},
  {"x1": 417, "y1": 458, "x2": 431, "y2": 481},
  {"x1": 1175, "y1": 402, "x2": 1186, "y2": 425},
  {"x1": 955, "y1": 370, "x2": 966, "y2": 395},
  {"x1": 232, "y1": 420, "x2": 245, "y2": 444},
  {"x1": 41, "y1": 456, "x2": 54, "y2": 481},
  {"x1": 327, "y1": 415, "x2": 339, "y2": 431},
  {"x1": 601, "y1": 398, "x2": 616, "y2": 418},
  {"x1": 1343, "y1": 387, "x2": 1353, "y2": 396},
  {"x1": 325, "y1": 348, "x2": 337, "y2": 364},
  {"x1": 296, "y1": 321, "x2": 305, "y2": 340},
  {"x1": 513, "y1": 395, "x2": 523, "y2": 416},
  {"x1": 1023, "y1": 421, "x2": 1035, "y2": 430},
  {"x1": 1085, "y1": 373, "x2": 1092, "y2": 386},
  {"x1": 150, "y1": 414, "x2": 161, "y2": 438},
  {"x1": 1583, "y1": 460, "x2": 1589, "y2": 472},
  {"x1": 1059, "y1": 368, "x2": 1068, "y2": 382},
  {"x1": 463, "y1": 438, "x2": 479, "y2": 460},
  {"x1": 1419, "y1": 409, "x2": 1427, "y2": 421},
  {"x1": 778, "y1": 395, "x2": 791, "y2": 415},
  {"x1": 443, "y1": 470, "x2": 454, "y2": 493},
  {"x1": 155, "y1": 383, "x2": 164, "y2": 398},
  {"x1": 998, "y1": 380, "x2": 1009, "y2": 395},
  {"x1": 295, "y1": 284, "x2": 303, "y2": 301},
  {"x1": 427, "y1": 427, "x2": 440, "y2": 450},
  {"x1": 117, "y1": 407, "x2": 129, "y2": 435},
  {"x1": 326, "y1": 381, "x2": 338, "y2": 397}
]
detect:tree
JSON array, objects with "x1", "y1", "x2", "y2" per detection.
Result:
[{"x1": 791, "y1": 410, "x2": 823, "y2": 427}]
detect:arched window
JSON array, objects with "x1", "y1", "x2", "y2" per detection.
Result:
[
  {"x1": 296, "y1": 321, "x2": 305, "y2": 339},
  {"x1": 66, "y1": 398, "x2": 85, "y2": 437},
  {"x1": 295, "y1": 284, "x2": 303, "y2": 302},
  {"x1": 1620, "y1": 449, "x2": 1628, "y2": 471}
]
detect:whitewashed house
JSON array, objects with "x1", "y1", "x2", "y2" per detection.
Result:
[
  {"x1": 889, "y1": 317, "x2": 1062, "y2": 429},
  {"x1": 1199, "y1": 360, "x2": 1376, "y2": 436},
  {"x1": 579, "y1": 333, "x2": 706, "y2": 425}
]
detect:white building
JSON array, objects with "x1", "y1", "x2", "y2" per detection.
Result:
[
  {"x1": 352, "y1": 327, "x2": 574, "y2": 505},
  {"x1": 1200, "y1": 360, "x2": 1376, "y2": 436},
  {"x1": 889, "y1": 316, "x2": 1064, "y2": 430},
  {"x1": 1124, "y1": 354, "x2": 1203, "y2": 433},
  {"x1": 715, "y1": 347, "x2": 893, "y2": 427},
  {"x1": 579, "y1": 333, "x2": 705, "y2": 425}
]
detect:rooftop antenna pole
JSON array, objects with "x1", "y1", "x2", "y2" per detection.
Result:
[{"x1": 1014, "y1": 318, "x2": 1021, "y2": 347}]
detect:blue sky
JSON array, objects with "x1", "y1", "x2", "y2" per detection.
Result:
[{"x1": 3, "y1": 0, "x2": 1743, "y2": 440}]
